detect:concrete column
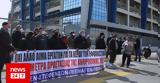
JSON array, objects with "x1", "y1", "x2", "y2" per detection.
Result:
[
  {"x1": 20, "y1": 0, "x2": 25, "y2": 28},
  {"x1": 127, "y1": 0, "x2": 130, "y2": 26},
  {"x1": 60, "y1": 0, "x2": 64, "y2": 33},
  {"x1": 81, "y1": 0, "x2": 90, "y2": 32},
  {"x1": 108, "y1": 0, "x2": 117, "y2": 23},
  {"x1": 29, "y1": 0, "x2": 34, "y2": 30},
  {"x1": 106, "y1": 0, "x2": 109, "y2": 38},
  {"x1": 151, "y1": 0, "x2": 153, "y2": 30},
  {"x1": 141, "y1": 0, "x2": 148, "y2": 29},
  {"x1": 40, "y1": 0, "x2": 46, "y2": 27}
]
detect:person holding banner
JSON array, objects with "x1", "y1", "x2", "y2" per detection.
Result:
[{"x1": 0, "y1": 22, "x2": 16, "y2": 83}]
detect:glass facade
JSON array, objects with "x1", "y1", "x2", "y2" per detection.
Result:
[
  {"x1": 90, "y1": 27, "x2": 106, "y2": 45},
  {"x1": 63, "y1": 14, "x2": 81, "y2": 34},
  {"x1": 63, "y1": 14, "x2": 81, "y2": 25},
  {"x1": 64, "y1": 0, "x2": 81, "y2": 10},
  {"x1": 91, "y1": 0, "x2": 108, "y2": 22}
]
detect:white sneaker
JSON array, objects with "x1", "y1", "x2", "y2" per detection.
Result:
[{"x1": 106, "y1": 62, "x2": 113, "y2": 68}]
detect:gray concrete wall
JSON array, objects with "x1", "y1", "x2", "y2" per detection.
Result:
[
  {"x1": 142, "y1": 36, "x2": 159, "y2": 51},
  {"x1": 81, "y1": 0, "x2": 90, "y2": 29}
]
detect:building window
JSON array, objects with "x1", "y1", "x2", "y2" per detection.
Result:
[
  {"x1": 46, "y1": 0, "x2": 60, "y2": 9},
  {"x1": 91, "y1": 0, "x2": 108, "y2": 22},
  {"x1": 63, "y1": 14, "x2": 81, "y2": 25},
  {"x1": 63, "y1": 14, "x2": 81, "y2": 34},
  {"x1": 34, "y1": 5, "x2": 40, "y2": 14},
  {"x1": 64, "y1": 0, "x2": 81, "y2": 10}
]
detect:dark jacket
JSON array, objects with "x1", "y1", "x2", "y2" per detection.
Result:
[
  {"x1": 96, "y1": 38, "x2": 106, "y2": 49},
  {"x1": 25, "y1": 32, "x2": 36, "y2": 50},
  {"x1": 107, "y1": 37, "x2": 112, "y2": 46},
  {"x1": 117, "y1": 40, "x2": 124, "y2": 54},
  {"x1": 26, "y1": 38, "x2": 36, "y2": 50},
  {"x1": 36, "y1": 34, "x2": 49, "y2": 50},
  {"x1": 135, "y1": 38, "x2": 141, "y2": 49},
  {"x1": 0, "y1": 28, "x2": 15, "y2": 56},
  {"x1": 60, "y1": 36, "x2": 68, "y2": 49},
  {"x1": 108, "y1": 38, "x2": 118, "y2": 51},
  {"x1": 18, "y1": 33, "x2": 26, "y2": 51},
  {"x1": 68, "y1": 36, "x2": 75, "y2": 48},
  {"x1": 87, "y1": 37, "x2": 91, "y2": 48},
  {"x1": 12, "y1": 30, "x2": 22, "y2": 49},
  {"x1": 74, "y1": 35, "x2": 88, "y2": 49},
  {"x1": 49, "y1": 35, "x2": 61, "y2": 49}
]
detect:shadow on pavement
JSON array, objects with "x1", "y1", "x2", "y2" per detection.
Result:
[
  {"x1": 96, "y1": 71, "x2": 138, "y2": 83},
  {"x1": 130, "y1": 64, "x2": 136, "y2": 67},
  {"x1": 134, "y1": 61, "x2": 158, "y2": 66},
  {"x1": 108, "y1": 76, "x2": 137, "y2": 83},
  {"x1": 130, "y1": 68, "x2": 158, "y2": 76},
  {"x1": 119, "y1": 66, "x2": 158, "y2": 76}
]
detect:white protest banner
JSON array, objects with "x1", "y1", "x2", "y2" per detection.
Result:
[{"x1": 12, "y1": 49, "x2": 105, "y2": 82}]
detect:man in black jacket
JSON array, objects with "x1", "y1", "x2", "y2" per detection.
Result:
[
  {"x1": 36, "y1": 30, "x2": 49, "y2": 50},
  {"x1": 49, "y1": 31, "x2": 62, "y2": 49},
  {"x1": 134, "y1": 38, "x2": 141, "y2": 62},
  {"x1": 96, "y1": 33, "x2": 106, "y2": 49},
  {"x1": 108, "y1": 34, "x2": 118, "y2": 67},
  {"x1": 74, "y1": 31, "x2": 88, "y2": 49},
  {"x1": 0, "y1": 22, "x2": 16, "y2": 83},
  {"x1": 12, "y1": 26, "x2": 22, "y2": 49}
]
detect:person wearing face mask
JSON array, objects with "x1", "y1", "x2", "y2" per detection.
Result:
[
  {"x1": 96, "y1": 33, "x2": 106, "y2": 49},
  {"x1": 74, "y1": 31, "x2": 88, "y2": 49}
]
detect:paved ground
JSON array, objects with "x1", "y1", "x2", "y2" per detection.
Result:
[
  {"x1": 2, "y1": 59, "x2": 160, "y2": 83},
  {"x1": 39, "y1": 59, "x2": 160, "y2": 83}
]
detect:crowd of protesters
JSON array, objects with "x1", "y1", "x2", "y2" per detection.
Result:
[
  {"x1": 11, "y1": 26, "x2": 91, "y2": 51},
  {"x1": 0, "y1": 22, "x2": 157, "y2": 83},
  {"x1": 11, "y1": 26, "x2": 154, "y2": 67}
]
